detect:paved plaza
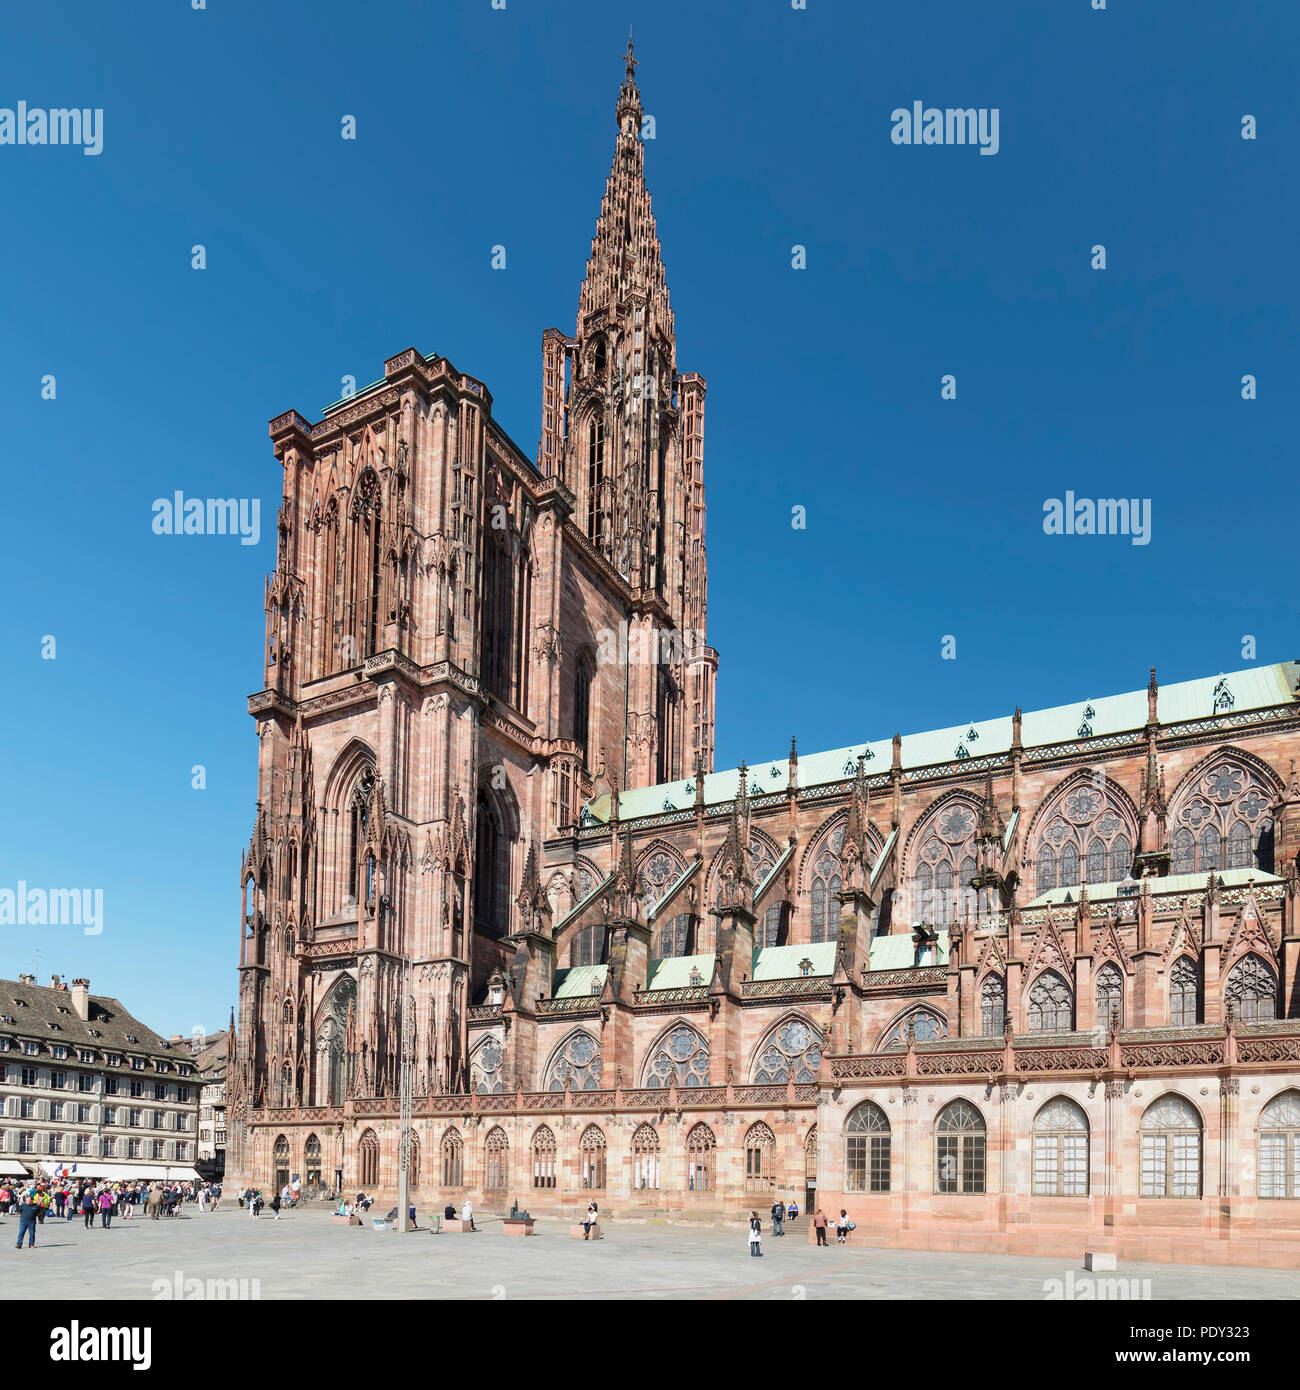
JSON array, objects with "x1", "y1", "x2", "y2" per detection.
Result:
[{"x1": 3, "y1": 1206, "x2": 1298, "y2": 1300}]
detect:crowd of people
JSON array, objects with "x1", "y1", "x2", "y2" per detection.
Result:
[{"x1": 0, "y1": 1176, "x2": 225, "y2": 1248}]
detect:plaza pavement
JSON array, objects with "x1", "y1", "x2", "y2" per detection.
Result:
[{"x1": 4, "y1": 1205, "x2": 1298, "y2": 1300}]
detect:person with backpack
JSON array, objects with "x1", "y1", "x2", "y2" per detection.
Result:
[
  {"x1": 747, "y1": 1210, "x2": 763, "y2": 1257},
  {"x1": 770, "y1": 1197, "x2": 784, "y2": 1237}
]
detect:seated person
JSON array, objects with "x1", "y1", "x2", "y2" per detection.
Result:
[
  {"x1": 444, "y1": 1203, "x2": 456, "y2": 1221},
  {"x1": 786, "y1": 1201, "x2": 798, "y2": 1220}
]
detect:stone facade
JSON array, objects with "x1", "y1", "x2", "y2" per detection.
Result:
[{"x1": 227, "y1": 47, "x2": 1300, "y2": 1266}]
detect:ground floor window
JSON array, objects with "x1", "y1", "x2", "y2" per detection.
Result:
[
  {"x1": 580, "y1": 1125, "x2": 606, "y2": 1189},
  {"x1": 1258, "y1": 1091, "x2": 1300, "y2": 1199},
  {"x1": 1032, "y1": 1098, "x2": 1089, "y2": 1196},
  {"x1": 845, "y1": 1102, "x2": 890, "y2": 1192},
  {"x1": 935, "y1": 1100, "x2": 986, "y2": 1194},
  {"x1": 1140, "y1": 1095, "x2": 1201, "y2": 1197}
]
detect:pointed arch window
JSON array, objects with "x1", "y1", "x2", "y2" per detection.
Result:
[
  {"x1": 441, "y1": 1128, "x2": 464, "y2": 1188},
  {"x1": 1170, "y1": 758, "x2": 1275, "y2": 875},
  {"x1": 1224, "y1": 954, "x2": 1278, "y2": 1023},
  {"x1": 347, "y1": 767, "x2": 376, "y2": 908},
  {"x1": 687, "y1": 1122, "x2": 716, "y2": 1192},
  {"x1": 304, "y1": 1133, "x2": 322, "y2": 1189},
  {"x1": 744, "y1": 1122, "x2": 776, "y2": 1193},
  {"x1": 1169, "y1": 956, "x2": 1200, "y2": 1026},
  {"x1": 585, "y1": 414, "x2": 606, "y2": 541},
  {"x1": 1094, "y1": 962, "x2": 1124, "y2": 1029},
  {"x1": 573, "y1": 653, "x2": 594, "y2": 766},
  {"x1": 1141, "y1": 1094, "x2": 1201, "y2": 1197},
  {"x1": 980, "y1": 974, "x2": 1006, "y2": 1036},
  {"x1": 1259, "y1": 1091, "x2": 1300, "y2": 1199},
  {"x1": 569, "y1": 922, "x2": 604, "y2": 968},
  {"x1": 544, "y1": 1030, "x2": 602, "y2": 1091},
  {"x1": 911, "y1": 802, "x2": 977, "y2": 926},
  {"x1": 633, "y1": 1123, "x2": 660, "y2": 1190},
  {"x1": 1033, "y1": 781, "x2": 1133, "y2": 891},
  {"x1": 643, "y1": 1025, "x2": 709, "y2": 1088},
  {"x1": 751, "y1": 1017, "x2": 821, "y2": 1084},
  {"x1": 470, "y1": 1036, "x2": 503, "y2": 1095},
  {"x1": 474, "y1": 791, "x2": 507, "y2": 939},
  {"x1": 845, "y1": 1102, "x2": 890, "y2": 1192},
  {"x1": 653, "y1": 914, "x2": 692, "y2": 959},
  {"x1": 881, "y1": 1008, "x2": 946, "y2": 1049},
  {"x1": 1033, "y1": 1098, "x2": 1089, "y2": 1196},
  {"x1": 1027, "y1": 970, "x2": 1073, "y2": 1033},
  {"x1": 358, "y1": 1128, "x2": 379, "y2": 1188},
  {"x1": 484, "y1": 1127, "x2": 509, "y2": 1192},
  {"x1": 531, "y1": 1126, "x2": 557, "y2": 1189},
  {"x1": 935, "y1": 1100, "x2": 986, "y2": 1194},
  {"x1": 579, "y1": 1125, "x2": 606, "y2": 1190}
]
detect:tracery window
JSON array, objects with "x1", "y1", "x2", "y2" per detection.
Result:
[
  {"x1": 484, "y1": 1127, "x2": 509, "y2": 1192},
  {"x1": 569, "y1": 921, "x2": 603, "y2": 968},
  {"x1": 1169, "y1": 956, "x2": 1200, "y2": 1026},
  {"x1": 845, "y1": 1102, "x2": 890, "y2": 1193},
  {"x1": 358, "y1": 1128, "x2": 378, "y2": 1188},
  {"x1": 470, "y1": 1036, "x2": 504, "y2": 1095},
  {"x1": 935, "y1": 1100, "x2": 986, "y2": 1195},
  {"x1": 441, "y1": 1128, "x2": 464, "y2": 1188},
  {"x1": 632, "y1": 1123, "x2": 660, "y2": 1190},
  {"x1": 531, "y1": 1126, "x2": 557, "y2": 1189},
  {"x1": 1032, "y1": 1098, "x2": 1089, "y2": 1196},
  {"x1": 321, "y1": 976, "x2": 356, "y2": 1106},
  {"x1": 643, "y1": 1025, "x2": 710, "y2": 1088},
  {"x1": 742, "y1": 837, "x2": 783, "y2": 951},
  {"x1": 1032, "y1": 780, "x2": 1133, "y2": 893},
  {"x1": 1258, "y1": 1091, "x2": 1300, "y2": 1200},
  {"x1": 911, "y1": 801, "x2": 977, "y2": 926},
  {"x1": 408, "y1": 1131, "x2": 421, "y2": 1188},
  {"x1": 653, "y1": 914, "x2": 692, "y2": 959},
  {"x1": 642, "y1": 852, "x2": 692, "y2": 958},
  {"x1": 544, "y1": 1030, "x2": 602, "y2": 1092},
  {"x1": 304, "y1": 1133, "x2": 322, "y2": 1188},
  {"x1": 1224, "y1": 954, "x2": 1278, "y2": 1023},
  {"x1": 579, "y1": 1125, "x2": 606, "y2": 1190},
  {"x1": 474, "y1": 791, "x2": 508, "y2": 939},
  {"x1": 573, "y1": 653, "x2": 594, "y2": 766},
  {"x1": 1169, "y1": 757, "x2": 1275, "y2": 875},
  {"x1": 880, "y1": 1008, "x2": 947, "y2": 1049},
  {"x1": 273, "y1": 1133, "x2": 290, "y2": 1190},
  {"x1": 1026, "y1": 970, "x2": 1074, "y2": 1032},
  {"x1": 752, "y1": 1017, "x2": 822, "y2": 1084},
  {"x1": 687, "y1": 1122, "x2": 716, "y2": 1192},
  {"x1": 810, "y1": 822, "x2": 846, "y2": 943},
  {"x1": 347, "y1": 768, "x2": 376, "y2": 908},
  {"x1": 980, "y1": 974, "x2": 1006, "y2": 1036},
  {"x1": 1141, "y1": 1094, "x2": 1201, "y2": 1197},
  {"x1": 744, "y1": 1122, "x2": 776, "y2": 1193},
  {"x1": 1094, "y1": 962, "x2": 1124, "y2": 1029}
]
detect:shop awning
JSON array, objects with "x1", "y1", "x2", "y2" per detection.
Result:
[
  {"x1": 40, "y1": 1162, "x2": 196, "y2": 1182},
  {"x1": 0, "y1": 1160, "x2": 31, "y2": 1177}
]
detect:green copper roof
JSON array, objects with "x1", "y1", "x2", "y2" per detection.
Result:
[
  {"x1": 1025, "y1": 867, "x2": 1281, "y2": 909},
  {"x1": 867, "y1": 930, "x2": 949, "y2": 971},
  {"x1": 752, "y1": 942, "x2": 837, "y2": 980},
  {"x1": 552, "y1": 964, "x2": 607, "y2": 999},
  {"x1": 590, "y1": 660, "x2": 1299, "y2": 823},
  {"x1": 644, "y1": 954, "x2": 715, "y2": 990}
]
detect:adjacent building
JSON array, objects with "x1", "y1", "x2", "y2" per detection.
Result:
[
  {"x1": 0, "y1": 975, "x2": 201, "y2": 1181},
  {"x1": 226, "y1": 46, "x2": 1300, "y2": 1267}
]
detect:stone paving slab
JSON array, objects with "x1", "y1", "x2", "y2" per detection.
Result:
[{"x1": 4, "y1": 1207, "x2": 1298, "y2": 1300}]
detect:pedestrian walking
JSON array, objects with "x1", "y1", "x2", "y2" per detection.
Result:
[
  {"x1": 80, "y1": 1188, "x2": 96, "y2": 1229},
  {"x1": 269, "y1": 1191, "x2": 281, "y2": 1221},
  {"x1": 770, "y1": 1197, "x2": 784, "y2": 1237},
  {"x1": 747, "y1": 1211, "x2": 763, "y2": 1257},
  {"x1": 813, "y1": 1207, "x2": 829, "y2": 1247},
  {"x1": 98, "y1": 1188, "x2": 114, "y2": 1228}
]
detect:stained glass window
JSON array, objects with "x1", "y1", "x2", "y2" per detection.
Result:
[
  {"x1": 935, "y1": 1100, "x2": 985, "y2": 1194},
  {"x1": 881, "y1": 1009, "x2": 947, "y2": 1049},
  {"x1": 845, "y1": 1102, "x2": 890, "y2": 1193},
  {"x1": 751, "y1": 1018, "x2": 822, "y2": 1083},
  {"x1": 1259, "y1": 1091, "x2": 1300, "y2": 1200},
  {"x1": 980, "y1": 974, "x2": 1006, "y2": 1036},
  {"x1": 687, "y1": 1122, "x2": 716, "y2": 1192},
  {"x1": 441, "y1": 1128, "x2": 464, "y2": 1187},
  {"x1": 1169, "y1": 758, "x2": 1275, "y2": 875},
  {"x1": 570, "y1": 922, "x2": 603, "y2": 968},
  {"x1": 1095, "y1": 962, "x2": 1124, "y2": 1029},
  {"x1": 484, "y1": 1126, "x2": 509, "y2": 1192},
  {"x1": 580, "y1": 1125, "x2": 606, "y2": 1190},
  {"x1": 1169, "y1": 956, "x2": 1199, "y2": 1026},
  {"x1": 633, "y1": 1123, "x2": 660, "y2": 1189},
  {"x1": 1140, "y1": 1094, "x2": 1201, "y2": 1197},
  {"x1": 654, "y1": 914, "x2": 692, "y2": 958},
  {"x1": 643, "y1": 1025, "x2": 710, "y2": 1087},
  {"x1": 470, "y1": 1035, "x2": 504, "y2": 1094},
  {"x1": 544, "y1": 1030, "x2": 602, "y2": 1091},
  {"x1": 1027, "y1": 970, "x2": 1073, "y2": 1032},
  {"x1": 1032, "y1": 781, "x2": 1134, "y2": 891},
  {"x1": 531, "y1": 1126, "x2": 557, "y2": 1189},
  {"x1": 811, "y1": 849, "x2": 842, "y2": 943},
  {"x1": 1224, "y1": 954, "x2": 1277, "y2": 1023},
  {"x1": 1033, "y1": 1098, "x2": 1089, "y2": 1196},
  {"x1": 744, "y1": 1122, "x2": 776, "y2": 1193}
]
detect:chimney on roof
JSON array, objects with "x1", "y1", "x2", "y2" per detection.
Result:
[
  {"x1": 18, "y1": 974, "x2": 34, "y2": 986},
  {"x1": 50, "y1": 975, "x2": 60, "y2": 990},
  {"x1": 69, "y1": 979, "x2": 90, "y2": 1021}
]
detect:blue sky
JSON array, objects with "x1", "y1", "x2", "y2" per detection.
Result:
[{"x1": 0, "y1": 0, "x2": 1295, "y2": 1032}]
